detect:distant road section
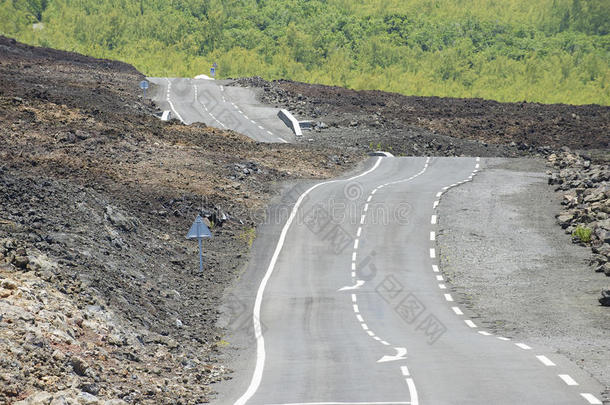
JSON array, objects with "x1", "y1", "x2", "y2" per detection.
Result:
[{"x1": 148, "y1": 77, "x2": 293, "y2": 143}]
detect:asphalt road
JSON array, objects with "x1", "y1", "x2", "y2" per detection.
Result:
[
  {"x1": 147, "y1": 77, "x2": 294, "y2": 143},
  {"x1": 216, "y1": 156, "x2": 604, "y2": 405}
]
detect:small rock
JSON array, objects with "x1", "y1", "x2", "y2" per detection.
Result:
[
  {"x1": 599, "y1": 290, "x2": 610, "y2": 306},
  {"x1": 70, "y1": 356, "x2": 90, "y2": 377}
]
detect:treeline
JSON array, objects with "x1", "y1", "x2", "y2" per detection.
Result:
[{"x1": 1, "y1": 0, "x2": 608, "y2": 105}]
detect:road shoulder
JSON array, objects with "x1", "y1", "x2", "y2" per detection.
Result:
[{"x1": 437, "y1": 157, "x2": 610, "y2": 401}]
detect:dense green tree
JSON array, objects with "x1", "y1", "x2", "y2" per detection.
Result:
[{"x1": 0, "y1": 0, "x2": 608, "y2": 105}]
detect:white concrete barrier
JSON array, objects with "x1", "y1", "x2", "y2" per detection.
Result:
[{"x1": 278, "y1": 109, "x2": 302, "y2": 136}]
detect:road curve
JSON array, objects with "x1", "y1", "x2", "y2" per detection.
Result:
[
  {"x1": 216, "y1": 156, "x2": 604, "y2": 405},
  {"x1": 147, "y1": 77, "x2": 294, "y2": 143}
]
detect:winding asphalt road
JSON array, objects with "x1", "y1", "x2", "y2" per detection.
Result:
[
  {"x1": 147, "y1": 77, "x2": 294, "y2": 143},
  {"x1": 217, "y1": 156, "x2": 604, "y2": 405}
]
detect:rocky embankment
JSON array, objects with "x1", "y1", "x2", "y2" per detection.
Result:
[
  {"x1": 548, "y1": 150, "x2": 610, "y2": 304},
  {"x1": 231, "y1": 77, "x2": 609, "y2": 157}
]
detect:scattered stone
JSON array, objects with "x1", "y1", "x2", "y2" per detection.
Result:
[{"x1": 599, "y1": 290, "x2": 610, "y2": 306}]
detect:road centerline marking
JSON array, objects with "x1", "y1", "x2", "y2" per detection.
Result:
[{"x1": 558, "y1": 374, "x2": 578, "y2": 386}]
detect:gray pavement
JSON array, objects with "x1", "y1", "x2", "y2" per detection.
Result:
[
  {"x1": 147, "y1": 77, "x2": 294, "y2": 143},
  {"x1": 215, "y1": 157, "x2": 604, "y2": 405}
]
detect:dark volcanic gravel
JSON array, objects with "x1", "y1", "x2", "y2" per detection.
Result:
[{"x1": 231, "y1": 77, "x2": 609, "y2": 156}]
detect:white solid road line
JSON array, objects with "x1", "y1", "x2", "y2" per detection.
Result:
[
  {"x1": 580, "y1": 393, "x2": 603, "y2": 404},
  {"x1": 536, "y1": 355, "x2": 556, "y2": 366},
  {"x1": 166, "y1": 79, "x2": 184, "y2": 123},
  {"x1": 265, "y1": 401, "x2": 411, "y2": 405},
  {"x1": 234, "y1": 158, "x2": 383, "y2": 405},
  {"x1": 558, "y1": 374, "x2": 579, "y2": 386},
  {"x1": 401, "y1": 365, "x2": 411, "y2": 376},
  {"x1": 406, "y1": 377, "x2": 419, "y2": 405}
]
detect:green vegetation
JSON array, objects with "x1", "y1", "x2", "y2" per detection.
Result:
[
  {"x1": 572, "y1": 225, "x2": 592, "y2": 243},
  {"x1": 1, "y1": 0, "x2": 608, "y2": 105}
]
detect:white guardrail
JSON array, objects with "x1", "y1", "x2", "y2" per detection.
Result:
[{"x1": 278, "y1": 109, "x2": 302, "y2": 136}]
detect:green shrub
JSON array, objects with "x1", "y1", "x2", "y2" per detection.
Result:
[{"x1": 572, "y1": 225, "x2": 592, "y2": 243}]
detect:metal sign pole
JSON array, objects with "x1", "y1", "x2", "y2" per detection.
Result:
[{"x1": 198, "y1": 237, "x2": 203, "y2": 272}]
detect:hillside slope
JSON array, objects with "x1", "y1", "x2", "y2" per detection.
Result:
[{"x1": 1, "y1": 0, "x2": 608, "y2": 105}]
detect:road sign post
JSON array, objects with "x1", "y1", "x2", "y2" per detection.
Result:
[
  {"x1": 139, "y1": 80, "x2": 149, "y2": 97},
  {"x1": 186, "y1": 215, "x2": 213, "y2": 272}
]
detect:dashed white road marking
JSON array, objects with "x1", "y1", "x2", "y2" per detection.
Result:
[
  {"x1": 429, "y1": 248, "x2": 436, "y2": 258},
  {"x1": 515, "y1": 343, "x2": 532, "y2": 350},
  {"x1": 363, "y1": 203, "x2": 369, "y2": 212},
  {"x1": 353, "y1": 304, "x2": 359, "y2": 313},
  {"x1": 361, "y1": 323, "x2": 369, "y2": 331},
  {"x1": 367, "y1": 195, "x2": 373, "y2": 202},
  {"x1": 220, "y1": 85, "x2": 224, "y2": 91},
  {"x1": 356, "y1": 227, "x2": 362, "y2": 237},
  {"x1": 366, "y1": 330, "x2": 375, "y2": 337},
  {"x1": 452, "y1": 306, "x2": 463, "y2": 315},
  {"x1": 432, "y1": 265, "x2": 439, "y2": 272},
  {"x1": 436, "y1": 275, "x2": 443, "y2": 281},
  {"x1": 436, "y1": 192, "x2": 443, "y2": 197},
  {"x1": 558, "y1": 374, "x2": 579, "y2": 386},
  {"x1": 431, "y1": 215, "x2": 437, "y2": 224},
  {"x1": 258, "y1": 125, "x2": 264, "y2": 130},
  {"x1": 497, "y1": 337, "x2": 511, "y2": 341},
  {"x1": 360, "y1": 215, "x2": 366, "y2": 225},
  {"x1": 352, "y1": 252, "x2": 357, "y2": 262},
  {"x1": 400, "y1": 365, "x2": 410, "y2": 376},
  {"x1": 536, "y1": 355, "x2": 556, "y2": 366},
  {"x1": 444, "y1": 294, "x2": 454, "y2": 302},
  {"x1": 267, "y1": 130, "x2": 273, "y2": 135},
  {"x1": 351, "y1": 294, "x2": 357, "y2": 303},
  {"x1": 371, "y1": 189, "x2": 378, "y2": 195},
  {"x1": 277, "y1": 137, "x2": 288, "y2": 143},
  {"x1": 438, "y1": 284, "x2": 446, "y2": 289},
  {"x1": 353, "y1": 239, "x2": 359, "y2": 249},
  {"x1": 433, "y1": 200, "x2": 439, "y2": 209},
  {"x1": 478, "y1": 331, "x2": 492, "y2": 336},
  {"x1": 464, "y1": 320, "x2": 477, "y2": 328},
  {"x1": 430, "y1": 231, "x2": 436, "y2": 241},
  {"x1": 356, "y1": 314, "x2": 364, "y2": 322},
  {"x1": 580, "y1": 393, "x2": 603, "y2": 404}
]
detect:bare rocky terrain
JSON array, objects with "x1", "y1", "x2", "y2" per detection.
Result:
[
  {"x1": 1, "y1": 36, "x2": 609, "y2": 404},
  {"x1": 231, "y1": 77, "x2": 609, "y2": 157}
]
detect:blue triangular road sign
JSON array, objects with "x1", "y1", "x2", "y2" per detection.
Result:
[{"x1": 186, "y1": 215, "x2": 213, "y2": 239}]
